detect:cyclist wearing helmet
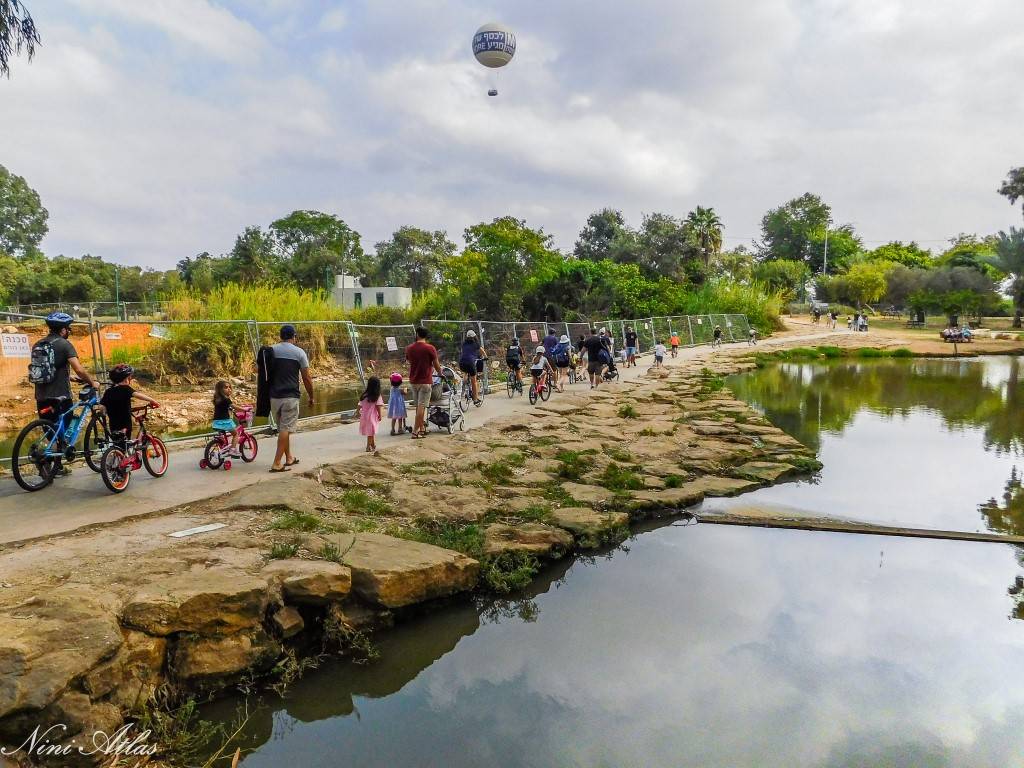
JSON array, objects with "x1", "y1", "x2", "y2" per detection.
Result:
[
  {"x1": 31, "y1": 313, "x2": 99, "y2": 474},
  {"x1": 98, "y1": 365, "x2": 159, "y2": 445},
  {"x1": 458, "y1": 329, "x2": 487, "y2": 405},
  {"x1": 529, "y1": 345, "x2": 554, "y2": 391}
]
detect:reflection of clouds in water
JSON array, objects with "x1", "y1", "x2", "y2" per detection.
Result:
[{"x1": 415, "y1": 526, "x2": 1024, "y2": 766}]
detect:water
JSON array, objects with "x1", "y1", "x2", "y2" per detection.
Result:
[
  {"x1": 203, "y1": 356, "x2": 1024, "y2": 767},
  {"x1": 707, "y1": 357, "x2": 1024, "y2": 532}
]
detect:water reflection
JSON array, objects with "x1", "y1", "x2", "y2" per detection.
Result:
[
  {"x1": 728, "y1": 357, "x2": 1023, "y2": 456},
  {"x1": 709, "y1": 357, "x2": 1024, "y2": 532},
  {"x1": 212, "y1": 525, "x2": 1024, "y2": 768}
]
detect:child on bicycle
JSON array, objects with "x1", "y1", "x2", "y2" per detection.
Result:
[
  {"x1": 100, "y1": 364, "x2": 159, "y2": 446},
  {"x1": 212, "y1": 380, "x2": 241, "y2": 458},
  {"x1": 529, "y1": 345, "x2": 554, "y2": 390}
]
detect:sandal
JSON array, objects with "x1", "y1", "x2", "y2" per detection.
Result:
[
  {"x1": 285, "y1": 458, "x2": 300, "y2": 467},
  {"x1": 411, "y1": 433, "x2": 424, "y2": 440},
  {"x1": 269, "y1": 465, "x2": 291, "y2": 473}
]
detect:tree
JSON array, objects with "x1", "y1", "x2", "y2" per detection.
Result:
[
  {"x1": 989, "y1": 227, "x2": 1024, "y2": 327},
  {"x1": 758, "y1": 193, "x2": 861, "y2": 273},
  {"x1": 635, "y1": 212, "x2": 703, "y2": 283},
  {"x1": 712, "y1": 247, "x2": 755, "y2": 284},
  {"x1": 758, "y1": 193, "x2": 830, "y2": 264},
  {"x1": 999, "y1": 167, "x2": 1024, "y2": 216},
  {"x1": 574, "y1": 208, "x2": 629, "y2": 261},
  {"x1": 866, "y1": 241, "x2": 933, "y2": 269},
  {"x1": 370, "y1": 227, "x2": 455, "y2": 293},
  {"x1": 844, "y1": 261, "x2": 891, "y2": 307},
  {"x1": 752, "y1": 259, "x2": 809, "y2": 301},
  {"x1": 938, "y1": 234, "x2": 999, "y2": 278},
  {"x1": 0, "y1": 163, "x2": 48, "y2": 257},
  {"x1": 227, "y1": 226, "x2": 277, "y2": 285},
  {"x1": 457, "y1": 217, "x2": 560, "y2": 318},
  {"x1": 270, "y1": 210, "x2": 365, "y2": 289},
  {"x1": 683, "y1": 206, "x2": 723, "y2": 269},
  {"x1": 1, "y1": 0, "x2": 39, "y2": 78}
]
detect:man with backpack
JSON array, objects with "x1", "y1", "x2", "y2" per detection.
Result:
[
  {"x1": 552, "y1": 334, "x2": 572, "y2": 392},
  {"x1": 29, "y1": 312, "x2": 100, "y2": 475}
]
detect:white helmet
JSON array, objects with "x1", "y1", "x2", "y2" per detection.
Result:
[
  {"x1": 535, "y1": 345, "x2": 546, "y2": 354},
  {"x1": 559, "y1": 334, "x2": 570, "y2": 343},
  {"x1": 466, "y1": 329, "x2": 477, "y2": 339},
  {"x1": 599, "y1": 327, "x2": 607, "y2": 334}
]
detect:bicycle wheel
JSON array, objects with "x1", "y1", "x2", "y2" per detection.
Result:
[
  {"x1": 142, "y1": 436, "x2": 169, "y2": 478},
  {"x1": 528, "y1": 384, "x2": 538, "y2": 405},
  {"x1": 239, "y1": 434, "x2": 258, "y2": 463},
  {"x1": 11, "y1": 419, "x2": 58, "y2": 492},
  {"x1": 100, "y1": 445, "x2": 131, "y2": 493},
  {"x1": 204, "y1": 439, "x2": 225, "y2": 469},
  {"x1": 540, "y1": 379, "x2": 552, "y2": 401},
  {"x1": 506, "y1": 378, "x2": 514, "y2": 398},
  {"x1": 83, "y1": 413, "x2": 110, "y2": 473}
]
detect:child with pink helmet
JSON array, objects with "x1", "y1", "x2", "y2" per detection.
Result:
[{"x1": 387, "y1": 372, "x2": 408, "y2": 435}]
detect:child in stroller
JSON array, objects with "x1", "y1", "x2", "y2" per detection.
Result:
[{"x1": 426, "y1": 365, "x2": 465, "y2": 434}]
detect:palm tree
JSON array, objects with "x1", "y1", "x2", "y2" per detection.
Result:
[
  {"x1": 684, "y1": 206, "x2": 723, "y2": 269},
  {"x1": 990, "y1": 227, "x2": 1024, "y2": 328},
  {"x1": 1, "y1": 0, "x2": 39, "y2": 77}
]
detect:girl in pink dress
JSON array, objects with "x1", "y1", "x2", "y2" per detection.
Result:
[{"x1": 358, "y1": 376, "x2": 385, "y2": 453}]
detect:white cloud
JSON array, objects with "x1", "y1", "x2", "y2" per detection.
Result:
[{"x1": 3, "y1": 0, "x2": 1024, "y2": 268}]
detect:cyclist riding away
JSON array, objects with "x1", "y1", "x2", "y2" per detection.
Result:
[
  {"x1": 529, "y1": 345, "x2": 554, "y2": 392},
  {"x1": 459, "y1": 329, "x2": 487, "y2": 405},
  {"x1": 29, "y1": 312, "x2": 100, "y2": 476},
  {"x1": 505, "y1": 337, "x2": 523, "y2": 389},
  {"x1": 98, "y1": 364, "x2": 159, "y2": 447}
]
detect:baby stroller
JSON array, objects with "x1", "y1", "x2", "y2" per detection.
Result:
[
  {"x1": 602, "y1": 349, "x2": 620, "y2": 381},
  {"x1": 428, "y1": 365, "x2": 465, "y2": 434}
]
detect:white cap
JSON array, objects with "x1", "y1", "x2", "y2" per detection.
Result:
[
  {"x1": 535, "y1": 345, "x2": 546, "y2": 354},
  {"x1": 559, "y1": 334, "x2": 570, "y2": 343},
  {"x1": 600, "y1": 327, "x2": 607, "y2": 334},
  {"x1": 466, "y1": 330, "x2": 477, "y2": 338}
]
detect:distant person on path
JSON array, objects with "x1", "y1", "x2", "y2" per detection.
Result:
[
  {"x1": 29, "y1": 312, "x2": 100, "y2": 476},
  {"x1": 359, "y1": 376, "x2": 385, "y2": 454},
  {"x1": 582, "y1": 328, "x2": 607, "y2": 389},
  {"x1": 406, "y1": 327, "x2": 443, "y2": 439},
  {"x1": 542, "y1": 327, "x2": 559, "y2": 361},
  {"x1": 669, "y1": 333, "x2": 680, "y2": 358},
  {"x1": 387, "y1": 372, "x2": 408, "y2": 435},
  {"x1": 269, "y1": 324, "x2": 314, "y2": 473},
  {"x1": 458, "y1": 330, "x2": 487, "y2": 405},
  {"x1": 713, "y1": 325, "x2": 723, "y2": 347},
  {"x1": 553, "y1": 334, "x2": 572, "y2": 392},
  {"x1": 624, "y1": 327, "x2": 639, "y2": 368},
  {"x1": 653, "y1": 340, "x2": 667, "y2": 367},
  {"x1": 748, "y1": 328, "x2": 758, "y2": 345}
]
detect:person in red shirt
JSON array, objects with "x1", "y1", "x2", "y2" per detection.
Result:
[{"x1": 405, "y1": 327, "x2": 443, "y2": 438}]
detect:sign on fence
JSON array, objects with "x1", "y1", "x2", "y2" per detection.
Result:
[
  {"x1": 385, "y1": 336, "x2": 398, "y2": 352},
  {"x1": 696, "y1": 318, "x2": 703, "y2": 325},
  {"x1": 529, "y1": 329, "x2": 538, "y2": 342},
  {"x1": 149, "y1": 325, "x2": 169, "y2": 339},
  {"x1": 104, "y1": 332, "x2": 122, "y2": 340},
  {"x1": 1, "y1": 333, "x2": 30, "y2": 358}
]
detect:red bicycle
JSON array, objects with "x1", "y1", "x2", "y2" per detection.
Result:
[
  {"x1": 200, "y1": 405, "x2": 258, "y2": 470},
  {"x1": 528, "y1": 369, "x2": 553, "y2": 405},
  {"x1": 99, "y1": 405, "x2": 169, "y2": 494}
]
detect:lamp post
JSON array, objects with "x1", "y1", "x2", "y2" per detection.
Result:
[{"x1": 114, "y1": 266, "x2": 121, "y2": 321}]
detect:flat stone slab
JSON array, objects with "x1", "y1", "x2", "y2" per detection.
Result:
[
  {"x1": 0, "y1": 587, "x2": 123, "y2": 720},
  {"x1": 549, "y1": 507, "x2": 629, "y2": 548},
  {"x1": 483, "y1": 523, "x2": 573, "y2": 557},
  {"x1": 561, "y1": 482, "x2": 615, "y2": 506},
  {"x1": 731, "y1": 461, "x2": 799, "y2": 484},
  {"x1": 391, "y1": 484, "x2": 486, "y2": 523},
  {"x1": 172, "y1": 627, "x2": 281, "y2": 685},
  {"x1": 688, "y1": 475, "x2": 762, "y2": 497},
  {"x1": 628, "y1": 486, "x2": 706, "y2": 513},
  {"x1": 224, "y1": 477, "x2": 333, "y2": 513},
  {"x1": 262, "y1": 559, "x2": 352, "y2": 605},
  {"x1": 323, "y1": 533, "x2": 479, "y2": 608},
  {"x1": 120, "y1": 569, "x2": 269, "y2": 636}
]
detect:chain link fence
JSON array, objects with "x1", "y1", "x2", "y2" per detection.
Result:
[{"x1": 0, "y1": 312, "x2": 752, "y2": 464}]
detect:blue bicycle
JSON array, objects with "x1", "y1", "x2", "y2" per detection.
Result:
[{"x1": 11, "y1": 384, "x2": 111, "y2": 492}]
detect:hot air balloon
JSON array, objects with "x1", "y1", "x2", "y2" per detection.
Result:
[{"x1": 472, "y1": 22, "x2": 515, "y2": 96}]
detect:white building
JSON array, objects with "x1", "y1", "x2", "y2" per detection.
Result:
[{"x1": 332, "y1": 274, "x2": 412, "y2": 311}]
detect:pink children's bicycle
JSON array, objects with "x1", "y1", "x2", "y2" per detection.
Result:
[{"x1": 199, "y1": 405, "x2": 258, "y2": 470}]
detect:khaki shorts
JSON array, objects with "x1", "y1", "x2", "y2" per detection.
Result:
[
  {"x1": 270, "y1": 397, "x2": 300, "y2": 432},
  {"x1": 411, "y1": 383, "x2": 432, "y2": 409}
]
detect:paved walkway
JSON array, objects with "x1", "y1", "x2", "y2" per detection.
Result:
[{"x1": 0, "y1": 329, "x2": 841, "y2": 545}]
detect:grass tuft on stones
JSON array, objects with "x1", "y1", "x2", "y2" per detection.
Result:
[
  {"x1": 267, "y1": 540, "x2": 300, "y2": 560},
  {"x1": 555, "y1": 449, "x2": 596, "y2": 481},
  {"x1": 600, "y1": 463, "x2": 644, "y2": 491},
  {"x1": 270, "y1": 509, "x2": 332, "y2": 533}
]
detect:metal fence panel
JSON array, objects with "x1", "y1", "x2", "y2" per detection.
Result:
[{"x1": 351, "y1": 323, "x2": 417, "y2": 382}]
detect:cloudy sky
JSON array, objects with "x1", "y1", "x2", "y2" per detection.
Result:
[{"x1": 3, "y1": 0, "x2": 1024, "y2": 269}]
